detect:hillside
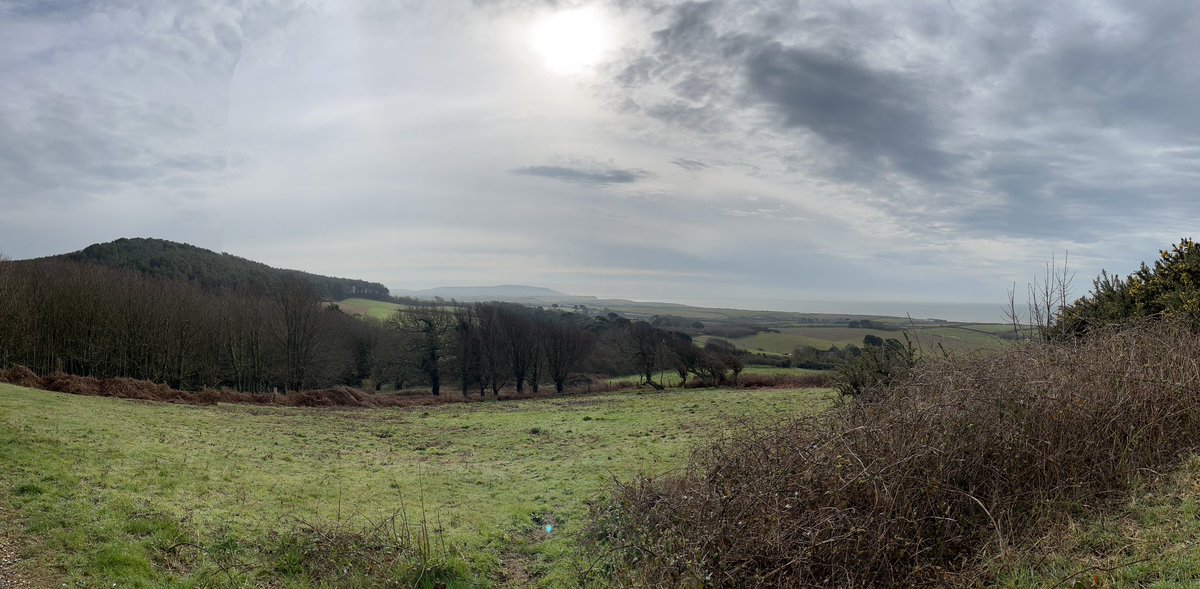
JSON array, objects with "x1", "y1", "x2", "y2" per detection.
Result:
[{"x1": 29, "y1": 238, "x2": 390, "y2": 301}]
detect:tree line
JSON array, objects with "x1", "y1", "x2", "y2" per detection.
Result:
[
  {"x1": 384, "y1": 302, "x2": 748, "y2": 395},
  {"x1": 0, "y1": 259, "x2": 386, "y2": 391},
  {"x1": 0, "y1": 258, "x2": 750, "y2": 394}
]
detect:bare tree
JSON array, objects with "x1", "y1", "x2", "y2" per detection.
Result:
[
  {"x1": 1005, "y1": 252, "x2": 1075, "y2": 342},
  {"x1": 163, "y1": 281, "x2": 205, "y2": 389},
  {"x1": 366, "y1": 322, "x2": 419, "y2": 391},
  {"x1": 495, "y1": 304, "x2": 538, "y2": 393},
  {"x1": 621, "y1": 321, "x2": 669, "y2": 390},
  {"x1": 475, "y1": 303, "x2": 509, "y2": 396},
  {"x1": 706, "y1": 341, "x2": 743, "y2": 386},
  {"x1": 542, "y1": 312, "x2": 596, "y2": 393},
  {"x1": 0, "y1": 253, "x2": 14, "y2": 368},
  {"x1": 218, "y1": 292, "x2": 271, "y2": 392},
  {"x1": 274, "y1": 276, "x2": 325, "y2": 392},
  {"x1": 528, "y1": 329, "x2": 544, "y2": 394},
  {"x1": 392, "y1": 304, "x2": 454, "y2": 396},
  {"x1": 452, "y1": 306, "x2": 481, "y2": 397}
]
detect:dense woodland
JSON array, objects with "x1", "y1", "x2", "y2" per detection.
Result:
[
  {"x1": 0, "y1": 256, "x2": 751, "y2": 394},
  {"x1": 34, "y1": 237, "x2": 391, "y2": 302}
]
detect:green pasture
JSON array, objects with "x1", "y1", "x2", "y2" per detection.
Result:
[
  {"x1": 0, "y1": 383, "x2": 831, "y2": 587},
  {"x1": 336, "y1": 298, "x2": 404, "y2": 320},
  {"x1": 602, "y1": 365, "x2": 829, "y2": 388},
  {"x1": 710, "y1": 324, "x2": 1009, "y2": 355}
]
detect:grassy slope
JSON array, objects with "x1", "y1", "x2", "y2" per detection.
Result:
[
  {"x1": 337, "y1": 298, "x2": 404, "y2": 320},
  {"x1": 0, "y1": 383, "x2": 831, "y2": 587}
]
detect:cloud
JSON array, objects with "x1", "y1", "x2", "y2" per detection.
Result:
[
  {"x1": 609, "y1": 1, "x2": 962, "y2": 183},
  {"x1": 671, "y1": 158, "x2": 707, "y2": 171},
  {"x1": 0, "y1": 0, "x2": 96, "y2": 18},
  {"x1": 513, "y1": 163, "x2": 651, "y2": 185},
  {"x1": 0, "y1": 0, "x2": 251, "y2": 208},
  {"x1": 0, "y1": 93, "x2": 227, "y2": 207},
  {"x1": 598, "y1": 0, "x2": 1200, "y2": 253},
  {"x1": 743, "y1": 42, "x2": 954, "y2": 182}
]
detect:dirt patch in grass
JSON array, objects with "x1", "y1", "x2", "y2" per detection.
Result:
[
  {"x1": 498, "y1": 513, "x2": 559, "y2": 588},
  {"x1": 0, "y1": 505, "x2": 53, "y2": 589}
]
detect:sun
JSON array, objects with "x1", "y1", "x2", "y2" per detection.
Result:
[{"x1": 528, "y1": 6, "x2": 612, "y2": 75}]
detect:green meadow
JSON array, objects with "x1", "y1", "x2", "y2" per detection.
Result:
[
  {"x1": 603, "y1": 365, "x2": 829, "y2": 388},
  {"x1": 336, "y1": 298, "x2": 406, "y2": 320},
  {"x1": 703, "y1": 324, "x2": 1010, "y2": 356},
  {"x1": 0, "y1": 383, "x2": 831, "y2": 587}
]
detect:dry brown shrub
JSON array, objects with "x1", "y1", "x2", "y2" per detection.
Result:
[
  {"x1": 3, "y1": 366, "x2": 712, "y2": 410},
  {"x1": 587, "y1": 319, "x2": 1200, "y2": 588},
  {"x1": 195, "y1": 388, "x2": 230, "y2": 405},
  {"x1": 42, "y1": 372, "x2": 104, "y2": 395},
  {"x1": 0, "y1": 365, "x2": 44, "y2": 388}
]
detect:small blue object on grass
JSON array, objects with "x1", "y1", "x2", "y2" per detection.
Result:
[{"x1": 545, "y1": 524, "x2": 554, "y2": 535}]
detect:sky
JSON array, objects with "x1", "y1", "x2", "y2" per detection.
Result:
[{"x1": 2, "y1": 0, "x2": 1199, "y2": 319}]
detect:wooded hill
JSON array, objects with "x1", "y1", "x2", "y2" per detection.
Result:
[{"x1": 26, "y1": 237, "x2": 390, "y2": 301}]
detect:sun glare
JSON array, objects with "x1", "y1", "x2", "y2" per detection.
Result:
[{"x1": 528, "y1": 6, "x2": 611, "y2": 75}]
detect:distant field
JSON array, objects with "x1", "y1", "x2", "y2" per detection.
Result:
[
  {"x1": 337, "y1": 297, "x2": 404, "y2": 319},
  {"x1": 596, "y1": 303, "x2": 766, "y2": 321},
  {"x1": 700, "y1": 324, "x2": 1009, "y2": 355},
  {"x1": 0, "y1": 383, "x2": 831, "y2": 587},
  {"x1": 603, "y1": 365, "x2": 829, "y2": 388},
  {"x1": 335, "y1": 297, "x2": 1010, "y2": 356}
]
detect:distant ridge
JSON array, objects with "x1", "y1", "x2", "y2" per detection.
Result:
[
  {"x1": 29, "y1": 237, "x2": 390, "y2": 301},
  {"x1": 392, "y1": 285, "x2": 568, "y2": 300}
]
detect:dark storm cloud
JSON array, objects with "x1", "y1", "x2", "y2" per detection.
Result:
[
  {"x1": 671, "y1": 158, "x2": 707, "y2": 171},
  {"x1": 513, "y1": 164, "x2": 650, "y2": 185},
  {"x1": 743, "y1": 42, "x2": 954, "y2": 182},
  {"x1": 603, "y1": 0, "x2": 1200, "y2": 246},
  {"x1": 0, "y1": 0, "x2": 95, "y2": 18},
  {"x1": 612, "y1": 1, "x2": 957, "y2": 183}
]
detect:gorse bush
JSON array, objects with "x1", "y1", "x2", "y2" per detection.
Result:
[
  {"x1": 834, "y1": 335, "x2": 916, "y2": 397},
  {"x1": 1059, "y1": 238, "x2": 1200, "y2": 335},
  {"x1": 587, "y1": 319, "x2": 1200, "y2": 588}
]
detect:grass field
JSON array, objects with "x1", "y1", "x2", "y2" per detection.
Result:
[
  {"x1": 701, "y1": 324, "x2": 1009, "y2": 355},
  {"x1": 336, "y1": 298, "x2": 404, "y2": 320},
  {"x1": 603, "y1": 365, "x2": 829, "y2": 388},
  {"x1": 0, "y1": 383, "x2": 831, "y2": 587}
]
